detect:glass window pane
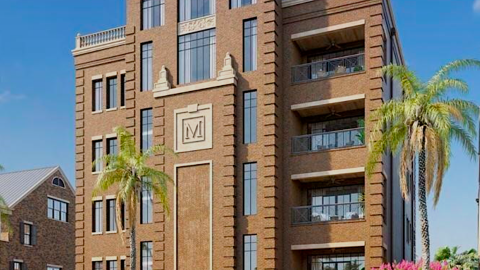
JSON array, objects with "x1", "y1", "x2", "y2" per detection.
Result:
[{"x1": 178, "y1": 29, "x2": 216, "y2": 84}]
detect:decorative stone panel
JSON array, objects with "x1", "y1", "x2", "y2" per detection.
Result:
[
  {"x1": 174, "y1": 104, "x2": 213, "y2": 153},
  {"x1": 178, "y1": 15, "x2": 216, "y2": 36}
]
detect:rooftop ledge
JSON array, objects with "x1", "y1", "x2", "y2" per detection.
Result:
[{"x1": 72, "y1": 26, "x2": 126, "y2": 56}]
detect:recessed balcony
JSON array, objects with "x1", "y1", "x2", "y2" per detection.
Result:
[
  {"x1": 292, "y1": 53, "x2": 365, "y2": 84},
  {"x1": 290, "y1": 20, "x2": 365, "y2": 84},
  {"x1": 292, "y1": 127, "x2": 364, "y2": 154},
  {"x1": 292, "y1": 185, "x2": 364, "y2": 225}
]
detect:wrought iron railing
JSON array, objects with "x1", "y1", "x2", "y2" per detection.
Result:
[
  {"x1": 292, "y1": 202, "x2": 365, "y2": 225},
  {"x1": 75, "y1": 26, "x2": 126, "y2": 50},
  {"x1": 291, "y1": 53, "x2": 365, "y2": 83},
  {"x1": 292, "y1": 128, "x2": 364, "y2": 154}
]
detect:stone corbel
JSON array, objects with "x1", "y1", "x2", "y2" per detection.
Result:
[
  {"x1": 217, "y1": 52, "x2": 237, "y2": 85},
  {"x1": 153, "y1": 65, "x2": 172, "y2": 94}
]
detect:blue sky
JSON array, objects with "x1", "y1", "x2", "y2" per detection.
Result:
[{"x1": 0, "y1": 0, "x2": 479, "y2": 258}]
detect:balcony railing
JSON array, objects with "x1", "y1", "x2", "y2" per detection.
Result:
[
  {"x1": 75, "y1": 26, "x2": 126, "y2": 50},
  {"x1": 292, "y1": 128, "x2": 364, "y2": 154},
  {"x1": 292, "y1": 202, "x2": 365, "y2": 225},
  {"x1": 291, "y1": 53, "x2": 365, "y2": 83}
]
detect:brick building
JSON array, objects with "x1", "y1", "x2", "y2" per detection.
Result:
[
  {"x1": 72, "y1": 0, "x2": 415, "y2": 269},
  {"x1": 0, "y1": 166, "x2": 75, "y2": 270}
]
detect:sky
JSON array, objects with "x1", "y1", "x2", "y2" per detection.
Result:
[{"x1": 0, "y1": 0, "x2": 480, "y2": 259}]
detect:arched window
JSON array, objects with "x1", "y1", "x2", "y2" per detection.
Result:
[{"x1": 52, "y1": 177, "x2": 65, "y2": 188}]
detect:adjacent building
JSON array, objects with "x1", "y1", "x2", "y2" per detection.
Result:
[
  {"x1": 0, "y1": 166, "x2": 75, "y2": 270},
  {"x1": 72, "y1": 0, "x2": 415, "y2": 270}
]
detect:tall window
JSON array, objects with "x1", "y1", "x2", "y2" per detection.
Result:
[
  {"x1": 107, "y1": 138, "x2": 118, "y2": 156},
  {"x1": 309, "y1": 254, "x2": 365, "y2": 270},
  {"x1": 47, "y1": 267, "x2": 61, "y2": 270},
  {"x1": 121, "y1": 260, "x2": 126, "y2": 270},
  {"x1": 179, "y1": 0, "x2": 215, "y2": 21},
  {"x1": 107, "y1": 77, "x2": 118, "y2": 109},
  {"x1": 93, "y1": 200, "x2": 103, "y2": 233},
  {"x1": 178, "y1": 29, "x2": 216, "y2": 84},
  {"x1": 142, "y1": 43, "x2": 153, "y2": 91},
  {"x1": 230, "y1": 0, "x2": 256, "y2": 8},
  {"x1": 120, "y1": 74, "x2": 126, "y2": 107},
  {"x1": 141, "y1": 241, "x2": 153, "y2": 270},
  {"x1": 21, "y1": 222, "x2": 36, "y2": 246},
  {"x1": 141, "y1": 178, "x2": 153, "y2": 224},
  {"x1": 93, "y1": 80, "x2": 103, "y2": 112},
  {"x1": 107, "y1": 260, "x2": 118, "y2": 270},
  {"x1": 142, "y1": 0, "x2": 165, "y2": 30},
  {"x1": 11, "y1": 262, "x2": 23, "y2": 270},
  {"x1": 243, "y1": 91, "x2": 257, "y2": 144},
  {"x1": 93, "y1": 140, "x2": 103, "y2": 172},
  {"x1": 47, "y1": 198, "x2": 68, "y2": 222},
  {"x1": 93, "y1": 262, "x2": 103, "y2": 270},
  {"x1": 106, "y1": 199, "x2": 116, "y2": 232},
  {"x1": 243, "y1": 19, "x2": 257, "y2": 72},
  {"x1": 244, "y1": 235, "x2": 257, "y2": 270},
  {"x1": 141, "y1": 109, "x2": 153, "y2": 151},
  {"x1": 243, "y1": 163, "x2": 257, "y2": 215}
]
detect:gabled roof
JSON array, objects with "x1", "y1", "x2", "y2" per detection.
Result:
[{"x1": 0, "y1": 166, "x2": 74, "y2": 209}]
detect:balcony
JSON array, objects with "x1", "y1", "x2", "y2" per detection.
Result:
[
  {"x1": 73, "y1": 26, "x2": 126, "y2": 55},
  {"x1": 292, "y1": 202, "x2": 364, "y2": 225},
  {"x1": 292, "y1": 127, "x2": 364, "y2": 154},
  {"x1": 292, "y1": 54, "x2": 365, "y2": 84}
]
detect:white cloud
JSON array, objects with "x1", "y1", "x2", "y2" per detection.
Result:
[
  {"x1": 474, "y1": 0, "x2": 480, "y2": 13},
  {"x1": 0, "y1": 90, "x2": 25, "y2": 103}
]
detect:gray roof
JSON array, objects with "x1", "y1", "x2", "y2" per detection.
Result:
[{"x1": 0, "y1": 166, "x2": 60, "y2": 208}]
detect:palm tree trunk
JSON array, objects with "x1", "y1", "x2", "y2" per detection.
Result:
[
  {"x1": 419, "y1": 148, "x2": 431, "y2": 269},
  {"x1": 130, "y1": 225, "x2": 137, "y2": 270}
]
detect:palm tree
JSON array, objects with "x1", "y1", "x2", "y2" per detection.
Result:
[
  {"x1": 435, "y1": 246, "x2": 479, "y2": 270},
  {"x1": 93, "y1": 126, "x2": 174, "y2": 270},
  {"x1": 366, "y1": 59, "x2": 480, "y2": 269}
]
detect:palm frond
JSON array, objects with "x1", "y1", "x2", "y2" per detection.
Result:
[
  {"x1": 427, "y1": 78, "x2": 469, "y2": 98},
  {"x1": 430, "y1": 59, "x2": 480, "y2": 84},
  {"x1": 381, "y1": 64, "x2": 422, "y2": 97},
  {"x1": 0, "y1": 164, "x2": 4, "y2": 171}
]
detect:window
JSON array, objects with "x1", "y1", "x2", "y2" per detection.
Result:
[
  {"x1": 244, "y1": 235, "x2": 257, "y2": 270},
  {"x1": 141, "y1": 109, "x2": 153, "y2": 151},
  {"x1": 141, "y1": 241, "x2": 153, "y2": 270},
  {"x1": 93, "y1": 200, "x2": 103, "y2": 233},
  {"x1": 141, "y1": 178, "x2": 153, "y2": 224},
  {"x1": 10, "y1": 262, "x2": 23, "y2": 270},
  {"x1": 107, "y1": 77, "x2": 118, "y2": 109},
  {"x1": 52, "y1": 177, "x2": 65, "y2": 188},
  {"x1": 120, "y1": 74, "x2": 126, "y2": 107},
  {"x1": 142, "y1": 43, "x2": 153, "y2": 91},
  {"x1": 121, "y1": 202, "x2": 126, "y2": 230},
  {"x1": 107, "y1": 138, "x2": 118, "y2": 156},
  {"x1": 230, "y1": 0, "x2": 256, "y2": 8},
  {"x1": 47, "y1": 267, "x2": 62, "y2": 270},
  {"x1": 243, "y1": 91, "x2": 257, "y2": 144},
  {"x1": 308, "y1": 254, "x2": 365, "y2": 270},
  {"x1": 142, "y1": 0, "x2": 165, "y2": 30},
  {"x1": 93, "y1": 80, "x2": 103, "y2": 112},
  {"x1": 121, "y1": 259, "x2": 126, "y2": 270},
  {"x1": 107, "y1": 199, "x2": 117, "y2": 232},
  {"x1": 93, "y1": 140, "x2": 103, "y2": 172},
  {"x1": 93, "y1": 262, "x2": 103, "y2": 270},
  {"x1": 243, "y1": 163, "x2": 257, "y2": 215},
  {"x1": 47, "y1": 198, "x2": 68, "y2": 222},
  {"x1": 179, "y1": 0, "x2": 215, "y2": 21},
  {"x1": 243, "y1": 19, "x2": 257, "y2": 72},
  {"x1": 107, "y1": 260, "x2": 118, "y2": 270},
  {"x1": 178, "y1": 29, "x2": 216, "y2": 84},
  {"x1": 20, "y1": 222, "x2": 35, "y2": 246}
]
